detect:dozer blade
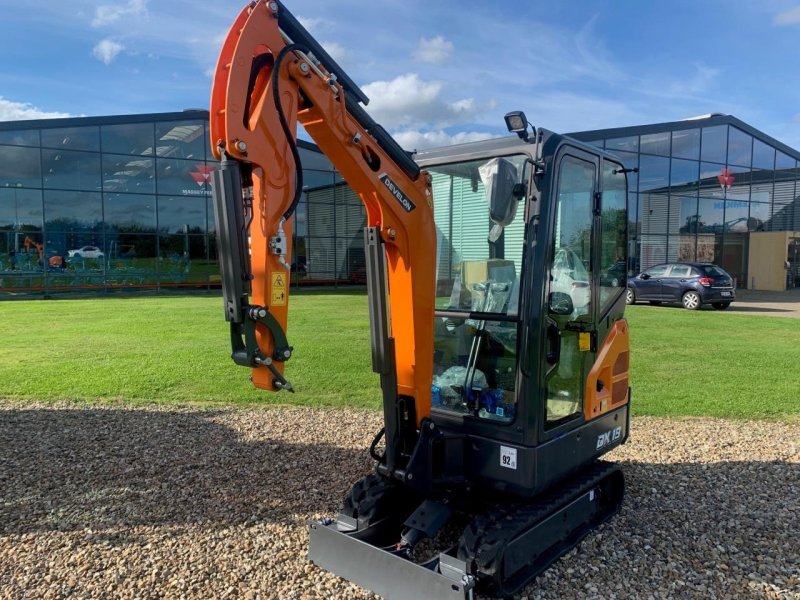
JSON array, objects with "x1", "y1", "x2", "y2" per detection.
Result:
[
  {"x1": 309, "y1": 521, "x2": 475, "y2": 599},
  {"x1": 458, "y1": 461, "x2": 625, "y2": 597}
]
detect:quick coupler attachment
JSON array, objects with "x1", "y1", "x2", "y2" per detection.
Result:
[{"x1": 229, "y1": 303, "x2": 294, "y2": 392}]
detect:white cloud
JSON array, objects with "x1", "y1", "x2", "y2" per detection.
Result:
[
  {"x1": 414, "y1": 36, "x2": 454, "y2": 64},
  {"x1": 297, "y1": 16, "x2": 329, "y2": 34},
  {"x1": 0, "y1": 97, "x2": 72, "y2": 121},
  {"x1": 361, "y1": 73, "x2": 478, "y2": 129},
  {"x1": 92, "y1": 0, "x2": 148, "y2": 27},
  {"x1": 394, "y1": 129, "x2": 496, "y2": 151},
  {"x1": 92, "y1": 39, "x2": 125, "y2": 65},
  {"x1": 320, "y1": 41, "x2": 350, "y2": 64},
  {"x1": 774, "y1": 6, "x2": 800, "y2": 25}
]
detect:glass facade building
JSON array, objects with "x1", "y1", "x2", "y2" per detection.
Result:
[
  {"x1": 3, "y1": 111, "x2": 799, "y2": 297},
  {"x1": 570, "y1": 114, "x2": 800, "y2": 287},
  {"x1": 0, "y1": 110, "x2": 354, "y2": 297}
]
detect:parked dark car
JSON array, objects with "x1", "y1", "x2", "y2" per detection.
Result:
[{"x1": 626, "y1": 262, "x2": 736, "y2": 310}]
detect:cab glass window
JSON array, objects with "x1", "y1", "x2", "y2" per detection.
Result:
[
  {"x1": 598, "y1": 162, "x2": 627, "y2": 314},
  {"x1": 428, "y1": 155, "x2": 529, "y2": 424}
]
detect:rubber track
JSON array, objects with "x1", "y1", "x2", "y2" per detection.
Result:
[
  {"x1": 457, "y1": 461, "x2": 623, "y2": 597},
  {"x1": 341, "y1": 473, "x2": 400, "y2": 522}
]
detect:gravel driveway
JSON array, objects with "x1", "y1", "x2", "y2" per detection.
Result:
[{"x1": 0, "y1": 402, "x2": 797, "y2": 599}]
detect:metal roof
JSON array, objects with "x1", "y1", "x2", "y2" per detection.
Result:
[{"x1": 568, "y1": 114, "x2": 800, "y2": 162}]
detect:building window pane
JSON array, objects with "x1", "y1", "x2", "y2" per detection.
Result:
[
  {"x1": 724, "y1": 165, "x2": 751, "y2": 202},
  {"x1": 0, "y1": 187, "x2": 43, "y2": 231},
  {"x1": 727, "y1": 127, "x2": 752, "y2": 167},
  {"x1": 304, "y1": 169, "x2": 335, "y2": 193},
  {"x1": 156, "y1": 158, "x2": 213, "y2": 197},
  {"x1": 674, "y1": 234, "x2": 696, "y2": 262},
  {"x1": 159, "y1": 233, "x2": 207, "y2": 260},
  {"x1": 670, "y1": 158, "x2": 699, "y2": 190},
  {"x1": 42, "y1": 149, "x2": 101, "y2": 191},
  {"x1": 105, "y1": 193, "x2": 156, "y2": 233},
  {"x1": 696, "y1": 232, "x2": 721, "y2": 264},
  {"x1": 667, "y1": 235, "x2": 694, "y2": 263},
  {"x1": 105, "y1": 233, "x2": 158, "y2": 285},
  {"x1": 102, "y1": 122, "x2": 155, "y2": 156},
  {"x1": 752, "y1": 139, "x2": 775, "y2": 170},
  {"x1": 724, "y1": 199, "x2": 753, "y2": 232},
  {"x1": 640, "y1": 132, "x2": 670, "y2": 156},
  {"x1": 155, "y1": 121, "x2": 206, "y2": 159},
  {"x1": 775, "y1": 151, "x2": 795, "y2": 171},
  {"x1": 291, "y1": 199, "x2": 307, "y2": 237},
  {"x1": 639, "y1": 235, "x2": 667, "y2": 269},
  {"x1": 606, "y1": 136, "x2": 638, "y2": 153},
  {"x1": 677, "y1": 196, "x2": 699, "y2": 234},
  {"x1": 699, "y1": 162, "x2": 729, "y2": 196},
  {"x1": 0, "y1": 145, "x2": 42, "y2": 189},
  {"x1": 769, "y1": 203, "x2": 793, "y2": 231},
  {"x1": 306, "y1": 236, "x2": 336, "y2": 281},
  {"x1": 158, "y1": 195, "x2": 207, "y2": 234},
  {"x1": 641, "y1": 192, "x2": 669, "y2": 234},
  {"x1": 671, "y1": 128, "x2": 700, "y2": 160},
  {"x1": 638, "y1": 155, "x2": 670, "y2": 191},
  {"x1": 103, "y1": 155, "x2": 155, "y2": 194},
  {"x1": 41, "y1": 126, "x2": 100, "y2": 152},
  {"x1": 774, "y1": 165, "x2": 797, "y2": 205},
  {"x1": 44, "y1": 190, "x2": 102, "y2": 233},
  {"x1": 701, "y1": 126, "x2": 727, "y2": 163},
  {"x1": 749, "y1": 169, "x2": 773, "y2": 204},
  {"x1": 697, "y1": 197, "x2": 726, "y2": 234},
  {"x1": 749, "y1": 202, "x2": 769, "y2": 232},
  {"x1": 0, "y1": 129, "x2": 40, "y2": 147}
]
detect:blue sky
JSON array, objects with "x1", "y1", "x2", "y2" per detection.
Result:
[{"x1": 1, "y1": 0, "x2": 799, "y2": 150}]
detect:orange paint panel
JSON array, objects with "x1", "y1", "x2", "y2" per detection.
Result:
[{"x1": 584, "y1": 320, "x2": 630, "y2": 421}]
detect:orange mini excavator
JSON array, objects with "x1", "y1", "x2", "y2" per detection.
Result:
[{"x1": 210, "y1": 2, "x2": 632, "y2": 597}]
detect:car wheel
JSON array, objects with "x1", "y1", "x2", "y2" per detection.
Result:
[
  {"x1": 625, "y1": 288, "x2": 635, "y2": 305},
  {"x1": 712, "y1": 302, "x2": 731, "y2": 310},
  {"x1": 682, "y1": 290, "x2": 701, "y2": 310}
]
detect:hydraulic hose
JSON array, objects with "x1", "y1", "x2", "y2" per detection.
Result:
[{"x1": 270, "y1": 43, "x2": 309, "y2": 222}]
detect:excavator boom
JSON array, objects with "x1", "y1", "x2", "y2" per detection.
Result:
[{"x1": 210, "y1": 0, "x2": 436, "y2": 430}]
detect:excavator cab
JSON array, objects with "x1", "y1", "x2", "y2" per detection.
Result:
[
  {"x1": 209, "y1": 2, "x2": 630, "y2": 597},
  {"x1": 309, "y1": 134, "x2": 631, "y2": 599}
]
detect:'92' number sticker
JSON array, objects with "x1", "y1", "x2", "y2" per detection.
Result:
[{"x1": 500, "y1": 446, "x2": 517, "y2": 470}]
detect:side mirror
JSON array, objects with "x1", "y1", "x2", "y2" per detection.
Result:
[
  {"x1": 548, "y1": 291, "x2": 574, "y2": 316},
  {"x1": 479, "y1": 158, "x2": 521, "y2": 242},
  {"x1": 640, "y1": 273, "x2": 650, "y2": 280}
]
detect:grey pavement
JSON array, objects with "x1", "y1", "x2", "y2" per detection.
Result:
[{"x1": 726, "y1": 287, "x2": 800, "y2": 318}]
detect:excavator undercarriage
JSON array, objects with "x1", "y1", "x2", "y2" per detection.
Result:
[{"x1": 310, "y1": 461, "x2": 624, "y2": 599}]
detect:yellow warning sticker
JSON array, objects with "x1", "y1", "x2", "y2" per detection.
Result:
[
  {"x1": 271, "y1": 272, "x2": 287, "y2": 306},
  {"x1": 578, "y1": 332, "x2": 591, "y2": 352}
]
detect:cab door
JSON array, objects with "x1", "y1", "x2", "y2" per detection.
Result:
[{"x1": 543, "y1": 149, "x2": 598, "y2": 430}]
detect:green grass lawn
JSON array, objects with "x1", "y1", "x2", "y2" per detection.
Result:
[{"x1": 0, "y1": 293, "x2": 797, "y2": 420}]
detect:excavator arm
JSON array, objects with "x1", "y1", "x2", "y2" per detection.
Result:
[{"x1": 209, "y1": 1, "x2": 436, "y2": 456}]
